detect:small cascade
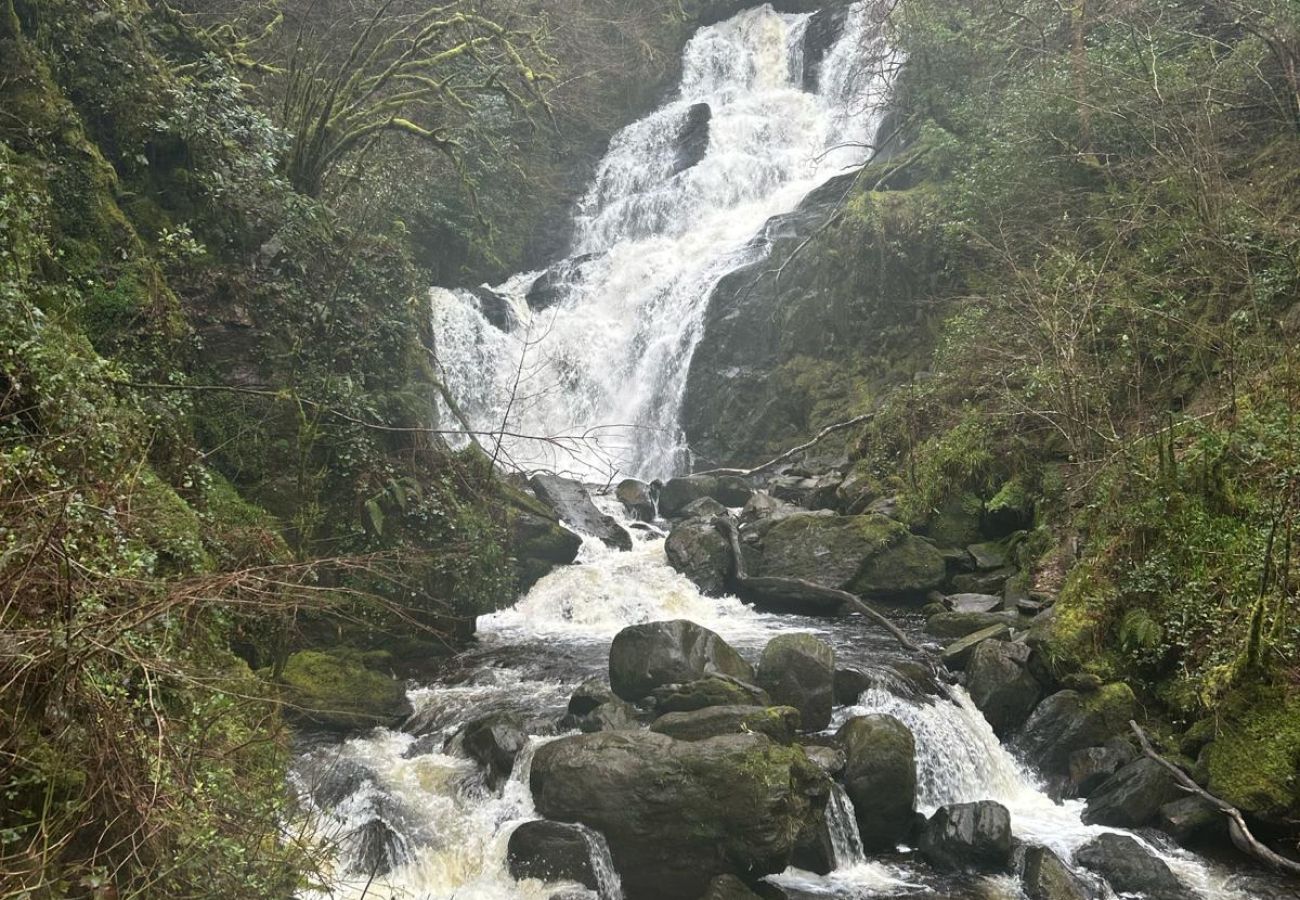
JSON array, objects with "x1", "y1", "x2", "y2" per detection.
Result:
[
  {"x1": 825, "y1": 782, "x2": 868, "y2": 870},
  {"x1": 578, "y1": 825, "x2": 624, "y2": 900}
]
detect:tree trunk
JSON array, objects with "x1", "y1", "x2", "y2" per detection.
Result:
[{"x1": 2, "y1": 0, "x2": 21, "y2": 40}]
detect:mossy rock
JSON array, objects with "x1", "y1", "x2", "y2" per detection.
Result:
[
  {"x1": 279, "y1": 649, "x2": 413, "y2": 732},
  {"x1": 1203, "y1": 688, "x2": 1300, "y2": 824}
]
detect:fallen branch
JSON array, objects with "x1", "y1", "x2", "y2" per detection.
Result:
[
  {"x1": 698, "y1": 413, "x2": 875, "y2": 478},
  {"x1": 1129, "y1": 720, "x2": 1300, "y2": 878},
  {"x1": 712, "y1": 516, "x2": 924, "y2": 655}
]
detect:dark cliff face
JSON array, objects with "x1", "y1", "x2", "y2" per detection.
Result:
[{"x1": 681, "y1": 141, "x2": 951, "y2": 470}]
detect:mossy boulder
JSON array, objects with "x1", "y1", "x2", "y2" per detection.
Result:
[
  {"x1": 279, "y1": 650, "x2": 412, "y2": 732},
  {"x1": 1202, "y1": 688, "x2": 1300, "y2": 825},
  {"x1": 836, "y1": 714, "x2": 917, "y2": 850},
  {"x1": 529, "y1": 731, "x2": 829, "y2": 900},
  {"x1": 650, "y1": 705, "x2": 801, "y2": 744},
  {"x1": 665, "y1": 517, "x2": 733, "y2": 597},
  {"x1": 609, "y1": 620, "x2": 754, "y2": 701},
  {"x1": 756, "y1": 633, "x2": 835, "y2": 732},
  {"x1": 648, "y1": 675, "x2": 770, "y2": 714},
  {"x1": 746, "y1": 513, "x2": 945, "y2": 599},
  {"x1": 502, "y1": 479, "x2": 582, "y2": 595},
  {"x1": 1015, "y1": 685, "x2": 1138, "y2": 774}
]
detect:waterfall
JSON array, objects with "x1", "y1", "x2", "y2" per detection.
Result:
[
  {"x1": 431, "y1": 1, "x2": 895, "y2": 481},
  {"x1": 578, "y1": 825, "x2": 625, "y2": 900},
  {"x1": 826, "y1": 782, "x2": 868, "y2": 869}
]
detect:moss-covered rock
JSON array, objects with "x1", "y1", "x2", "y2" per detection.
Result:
[
  {"x1": 1015, "y1": 684, "x2": 1138, "y2": 775},
  {"x1": 1202, "y1": 688, "x2": 1300, "y2": 824},
  {"x1": 279, "y1": 649, "x2": 412, "y2": 732}
]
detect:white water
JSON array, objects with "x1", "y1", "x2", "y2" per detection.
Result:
[{"x1": 431, "y1": 2, "x2": 893, "y2": 481}]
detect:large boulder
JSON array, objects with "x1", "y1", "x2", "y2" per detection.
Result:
[
  {"x1": 965, "y1": 639, "x2": 1042, "y2": 735},
  {"x1": 530, "y1": 731, "x2": 829, "y2": 900},
  {"x1": 509, "y1": 508, "x2": 583, "y2": 593},
  {"x1": 1021, "y1": 844, "x2": 1092, "y2": 900},
  {"x1": 940, "y1": 624, "x2": 1011, "y2": 669},
  {"x1": 1082, "y1": 757, "x2": 1184, "y2": 827},
  {"x1": 756, "y1": 634, "x2": 835, "y2": 732},
  {"x1": 746, "y1": 513, "x2": 945, "y2": 599},
  {"x1": 279, "y1": 649, "x2": 411, "y2": 732},
  {"x1": 616, "y1": 479, "x2": 657, "y2": 521},
  {"x1": 665, "y1": 519, "x2": 732, "y2": 597},
  {"x1": 1067, "y1": 741, "x2": 1137, "y2": 797},
  {"x1": 917, "y1": 801, "x2": 1013, "y2": 873},
  {"x1": 648, "y1": 675, "x2": 770, "y2": 714},
  {"x1": 836, "y1": 715, "x2": 916, "y2": 850},
  {"x1": 659, "y1": 475, "x2": 754, "y2": 517},
  {"x1": 609, "y1": 620, "x2": 754, "y2": 701},
  {"x1": 461, "y1": 712, "x2": 528, "y2": 788},
  {"x1": 531, "y1": 474, "x2": 632, "y2": 551},
  {"x1": 1015, "y1": 685, "x2": 1138, "y2": 774},
  {"x1": 1074, "y1": 833, "x2": 1190, "y2": 900},
  {"x1": 701, "y1": 874, "x2": 763, "y2": 900},
  {"x1": 925, "y1": 610, "x2": 1022, "y2": 639},
  {"x1": 1157, "y1": 795, "x2": 1225, "y2": 845},
  {"x1": 507, "y1": 820, "x2": 600, "y2": 890},
  {"x1": 650, "y1": 705, "x2": 800, "y2": 744}
]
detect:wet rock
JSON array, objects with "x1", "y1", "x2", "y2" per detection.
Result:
[
  {"x1": 1021, "y1": 844, "x2": 1092, "y2": 900},
  {"x1": 467, "y1": 286, "x2": 518, "y2": 331},
  {"x1": 803, "y1": 745, "x2": 846, "y2": 776},
  {"x1": 833, "y1": 666, "x2": 872, "y2": 705},
  {"x1": 530, "y1": 731, "x2": 829, "y2": 900},
  {"x1": 1015, "y1": 685, "x2": 1138, "y2": 774},
  {"x1": 568, "y1": 678, "x2": 615, "y2": 717},
  {"x1": 665, "y1": 518, "x2": 732, "y2": 597},
  {"x1": 702, "y1": 874, "x2": 764, "y2": 900},
  {"x1": 616, "y1": 478, "x2": 657, "y2": 521},
  {"x1": 946, "y1": 593, "x2": 1003, "y2": 613},
  {"x1": 769, "y1": 473, "x2": 840, "y2": 509},
  {"x1": 941, "y1": 624, "x2": 1011, "y2": 669},
  {"x1": 756, "y1": 634, "x2": 834, "y2": 732},
  {"x1": 609, "y1": 620, "x2": 754, "y2": 701},
  {"x1": 740, "y1": 491, "x2": 802, "y2": 523},
  {"x1": 746, "y1": 513, "x2": 945, "y2": 599},
  {"x1": 1157, "y1": 795, "x2": 1225, "y2": 845},
  {"x1": 308, "y1": 758, "x2": 375, "y2": 807},
  {"x1": 659, "y1": 474, "x2": 754, "y2": 517},
  {"x1": 801, "y1": 5, "x2": 850, "y2": 91},
  {"x1": 966, "y1": 639, "x2": 1042, "y2": 736},
  {"x1": 510, "y1": 507, "x2": 583, "y2": 593},
  {"x1": 673, "y1": 102, "x2": 712, "y2": 175},
  {"x1": 279, "y1": 649, "x2": 412, "y2": 733},
  {"x1": 1082, "y1": 757, "x2": 1184, "y2": 827},
  {"x1": 837, "y1": 715, "x2": 916, "y2": 850},
  {"x1": 967, "y1": 541, "x2": 1010, "y2": 570},
  {"x1": 792, "y1": 815, "x2": 835, "y2": 876},
  {"x1": 462, "y1": 712, "x2": 528, "y2": 788},
  {"x1": 681, "y1": 496, "x2": 729, "y2": 519},
  {"x1": 951, "y1": 566, "x2": 1018, "y2": 594},
  {"x1": 918, "y1": 801, "x2": 1013, "y2": 873},
  {"x1": 530, "y1": 474, "x2": 632, "y2": 551},
  {"x1": 650, "y1": 705, "x2": 800, "y2": 744},
  {"x1": 566, "y1": 699, "x2": 640, "y2": 734},
  {"x1": 508, "y1": 820, "x2": 599, "y2": 890},
  {"x1": 649, "y1": 675, "x2": 770, "y2": 713},
  {"x1": 925, "y1": 610, "x2": 1022, "y2": 640},
  {"x1": 1074, "y1": 833, "x2": 1190, "y2": 900},
  {"x1": 526, "y1": 252, "x2": 597, "y2": 312},
  {"x1": 345, "y1": 816, "x2": 406, "y2": 878},
  {"x1": 1067, "y1": 741, "x2": 1136, "y2": 797},
  {"x1": 835, "y1": 463, "x2": 877, "y2": 515}
]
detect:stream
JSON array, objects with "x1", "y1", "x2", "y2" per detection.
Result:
[{"x1": 295, "y1": 4, "x2": 1292, "y2": 898}]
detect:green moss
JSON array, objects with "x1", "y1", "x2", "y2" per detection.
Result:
[
  {"x1": 1204, "y1": 688, "x2": 1300, "y2": 821},
  {"x1": 279, "y1": 649, "x2": 412, "y2": 732}
]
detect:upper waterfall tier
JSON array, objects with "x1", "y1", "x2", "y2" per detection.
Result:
[{"x1": 432, "y1": 2, "x2": 894, "y2": 481}]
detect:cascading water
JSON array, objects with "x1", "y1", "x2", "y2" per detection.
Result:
[
  {"x1": 431, "y1": 2, "x2": 893, "y2": 480},
  {"x1": 295, "y1": 5, "x2": 1282, "y2": 899}
]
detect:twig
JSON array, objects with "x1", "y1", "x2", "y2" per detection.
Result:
[
  {"x1": 1129, "y1": 720, "x2": 1300, "y2": 877},
  {"x1": 697, "y1": 413, "x2": 874, "y2": 478}
]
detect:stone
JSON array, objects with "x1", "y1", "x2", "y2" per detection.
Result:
[
  {"x1": 1157, "y1": 795, "x2": 1225, "y2": 845},
  {"x1": 531, "y1": 473, "x2": 632, "y2": 551},
  {"x1": 1015, "y1": 685, "x2": 1139, "y2": 774},
  {"x1": 665, "y1": 518, "x2": 732, "y2": 597},
  {"x1": 568, "y1": 678, "x2": 615, "y2": 717},
  {"x1": 525, "y1": 252, "x2": 597, "y2": 312},
  {"x1": 530, "y1": 731, "x2": 829, "y2": 900},
  {"x1": 608, "y1": 620, "x2": 754, "y2": 701},
  {"x1": 507, "y1": 820, "x2": 599, "y2": 890},
  {"x1": 1022, "y1": 844, "x2": 1091, "y2": 900},
  {"x1": 279, "y1": 649, "x2": 412, "y2": 732},
  {"x1": 1082, "y1": 757, "x2": 1185, "y2": 827},
  {"x1": 836, "y1": 715, "x2": 916, "y2": 850},
  {"x1": 510, "y1": 508, "x2": 583, "y2": 593},
  {"x1": 1074, "y1": 833, "x2": 1190, "y2": 900},
  {"x1": 801, "y1": 5, "x2": 850, "y2": 91},
  {"x1": 941, "y1": 624, "x2": 1011, "y2": 669},
  {"x1": 803, "y1": 745, "x2": 846, "y2": 776},
  {"x1": 681, "y1": 496, "x2": 729, "y2": 519},
  {"x1": 650, "y1": 705, "x2": 800, "y2": 744},
  {"x1": 462, "y1": 712, "x2": 528, "y2": 787},
  {"x1": 740, "y1": 491, "x2": 802, "y2": 523},
  {"x1": 702, "y1": 874, "x2": 764, "y2": 899},
  {"x1": 951, "y1": 566, "x2": 1018, "y2": 594},
  {"x1": 925, "y1": 610, "x2": 1022, "y2": 639},
  {"x1": 1067, "y1": 742, "x2": 1136, "y2": 797},
  {"x1": 966, "y1": 639, "x2": 1042, "y2": 735},
  {"x1": 746, "y1": 513, "x2": 945, "y2": 599},
  {"x1": 917, "y1": 801, "x2": 1013, "y2": 873},
  {"x1": 968, "y1": 541, "x2": 1009, "y2": 570},
  {"x1": 345, "y1": 816, "x2": 405, "y2": 877},
  {"x1": 833, "y1": 667, "x2": 872, "y2": 705},
  {"x1": 649, "y1": 675, "x2": 770, "y2": 714},
  {"x1": 467, "y1": 286, "x2": 517, "y2": 331},
  {"x1": 946, "y1": 593, "x2": 1003, "y2": 613},
  {"x1": 756, "y1": 634, "x2": 834, "y2": 732},
  {"x1": 616, "y1": 478, "x2": 657, "y2": 521},
  {"x1": 568, "y1": 699, "x2": 639, "y2": 734},
  {"x1": 673, "y1": 102, "x2": 712, "y2": 175},
  {"x1": 658, "y1": 474, "x2": 754, "y2": 517}
]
